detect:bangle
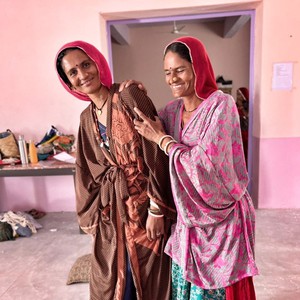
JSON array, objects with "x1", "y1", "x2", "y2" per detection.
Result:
[
  {"x1": 148, "y1": 209, "x2": 164, "y2": 218},
  {"x1": 158, "y1": 135, "x2": 173, "y2": 150},
  {"x1": 150, "y1": 199, "x2": 160, "y2": 210},
  {"x1": 164, "y1": 139, "x2": 177, "y2": 155}
]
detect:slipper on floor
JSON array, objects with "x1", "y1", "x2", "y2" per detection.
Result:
[{"x1": 26, "y1": 209, "x2": 46, "y2": 219}]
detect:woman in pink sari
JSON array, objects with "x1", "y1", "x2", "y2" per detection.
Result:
[{"x1": 133, "y1": 37, "x2": 258, "y2": 299}]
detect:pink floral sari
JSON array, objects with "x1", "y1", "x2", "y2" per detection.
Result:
[{"x1": 162, "y1": 90, "x2": 258, "y2": 289}]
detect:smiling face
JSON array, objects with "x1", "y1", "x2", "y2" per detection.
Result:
[
  {"x1": 61, "y1": 49, "x2": 101, "y2": 97},
  {"x1": 163, "y1": 51, "x2": 196, "y2": 99}
]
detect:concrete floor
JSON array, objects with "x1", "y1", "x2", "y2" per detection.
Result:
[{"x1": 0, "y1": 209, "x2": 299, "y2": 300}]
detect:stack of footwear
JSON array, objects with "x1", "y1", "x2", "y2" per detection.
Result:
[{"x1": 216, "y1": 76, "x2": 233, "y2": 88}]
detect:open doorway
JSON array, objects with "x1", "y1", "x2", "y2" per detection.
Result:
[{"x1": 106, "y1": 10, "x2": 255, "y2": 192}]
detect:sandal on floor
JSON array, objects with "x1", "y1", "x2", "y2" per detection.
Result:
[{"x1": 26, "y1": 209, "x2": 46, "y2": 219}]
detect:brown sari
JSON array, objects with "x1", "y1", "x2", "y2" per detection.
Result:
[{"x1": 75, "y1": 84, "x2": 176, "y2": 300}]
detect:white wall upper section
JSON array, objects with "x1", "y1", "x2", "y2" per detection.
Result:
[{"x1": 99, "y1": 0, "x2": 261, "y2": 19}]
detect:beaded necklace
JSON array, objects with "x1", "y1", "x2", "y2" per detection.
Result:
[{"x1": 92, "y1": 103, "x2": 110, "y2": 150}]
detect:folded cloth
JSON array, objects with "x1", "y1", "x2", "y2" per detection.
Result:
[
  {"x1": 17, "y1": 211, "x2": 43, "y2": 228},
  {"x1": 16, "y1": 224, "x2": 32, "y2": 237},
  {"x1": 0, "y1": 211, "x2": 41, "y2": 237}
]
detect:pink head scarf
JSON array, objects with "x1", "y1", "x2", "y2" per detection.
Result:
[
  {"x1": 164, "y1": 36, "x2": 217, "y2": 99},
  {"x1": 55, "y1": 41, "x2": 112, "y2": 101}
]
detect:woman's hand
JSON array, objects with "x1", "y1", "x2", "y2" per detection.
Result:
[
  {"x1": 134, "y1": 107, "x2": 166, "y2": 143},
  {"x1": 146, "y1": 215, "x2": 165, "y2": 241},
  {"x1": 119, "y1": 79, "x2": 147, "y2": 94}
]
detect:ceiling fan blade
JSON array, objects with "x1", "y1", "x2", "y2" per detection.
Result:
[
  {"x1": 172, "y1": 21, "x2": 187, "y2": 34},
  {"x1": 177, "y1": 25, "x2": 185, "y2": 32}
]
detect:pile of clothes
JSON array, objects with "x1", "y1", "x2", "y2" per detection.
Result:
[{"x1": 0, "y1": 210, "x2": 44, "y2": 241}]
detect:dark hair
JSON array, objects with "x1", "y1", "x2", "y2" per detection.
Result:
[
  {"x1": 164, "y1": 42, "x2": 192, "y2": 63},
  {"x1": 56, "y1": 47, "x2": 78, "y2": 87}
]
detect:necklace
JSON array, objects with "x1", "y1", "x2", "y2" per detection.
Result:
[
  {"x1": 96, "y1": 98, "x2": 108, "y2": 116},
  {"x1": 183, "y1": 97, "x2": 205, "y2": 113},
  {"x1": 184, "y1": 106, "x2": 198, "y2": 113}
]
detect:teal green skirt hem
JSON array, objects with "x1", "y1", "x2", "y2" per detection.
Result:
[{"x1": 171, "y1": 262, "x2": 226, "y2": 300}]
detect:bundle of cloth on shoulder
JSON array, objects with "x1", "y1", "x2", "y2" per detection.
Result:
[{"x1": 0, "y1": 210, "x2": 45, "y2": 242}]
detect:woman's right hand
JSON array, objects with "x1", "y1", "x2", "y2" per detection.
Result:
[
  {"x1": 119, "y1": 79, "x2": 147, "y2": 94},
  {"x1": 133, "y1": 107, "x2": 165, "y2": 143}
]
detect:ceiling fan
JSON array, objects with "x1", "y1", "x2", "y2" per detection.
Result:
[{"x1": 171, "y1": 21, "x2": 188, "y2": 35}]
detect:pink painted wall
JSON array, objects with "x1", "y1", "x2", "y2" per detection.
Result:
[
  {"x1": 0, "y1": 0, "x2": 101, "y2": 212},
  {"x1": 251, "y1": 0, "x2": 300, "y2": 208},
  {"x1": 258, "y1": 138, "x2": 300, "y2": 208},
  {"x1": 1, "y1": 0, "x2": 300, "y2": 211},
  {"x1": 0, "y1": 176, "x2": 75, "y2": 212}
]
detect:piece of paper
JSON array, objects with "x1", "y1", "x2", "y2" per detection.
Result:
[
  {"x1": 53, "y1": 152, "x2": 76, "y2": 164},
  {"x1": 272, "y1": 62, "x2": 293, "y2": 90}
]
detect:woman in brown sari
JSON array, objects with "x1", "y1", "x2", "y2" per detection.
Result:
[{"x1": 55, "y1": 41, "x2": 176, "y2": 300}]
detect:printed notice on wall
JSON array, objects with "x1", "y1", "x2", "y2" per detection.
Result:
[{"x1": 272, "y1": 62, "x2": 293, "y2": 90}]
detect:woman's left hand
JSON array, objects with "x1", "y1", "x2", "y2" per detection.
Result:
[{"x1": 134, "y1": 107, "x2": 165, "y2": 143}]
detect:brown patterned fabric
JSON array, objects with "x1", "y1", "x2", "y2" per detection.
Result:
[{"x1": 75, "y1": 84, "x2": 176, "y2": 300}]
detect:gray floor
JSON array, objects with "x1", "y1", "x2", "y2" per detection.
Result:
[{"x1": 0, "y1": 209, "x2": 299, "y2": 300}]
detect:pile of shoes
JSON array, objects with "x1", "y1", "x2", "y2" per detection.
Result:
[{"x1": 216, "y1": 75, "x2": 233, "y2": 88}]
